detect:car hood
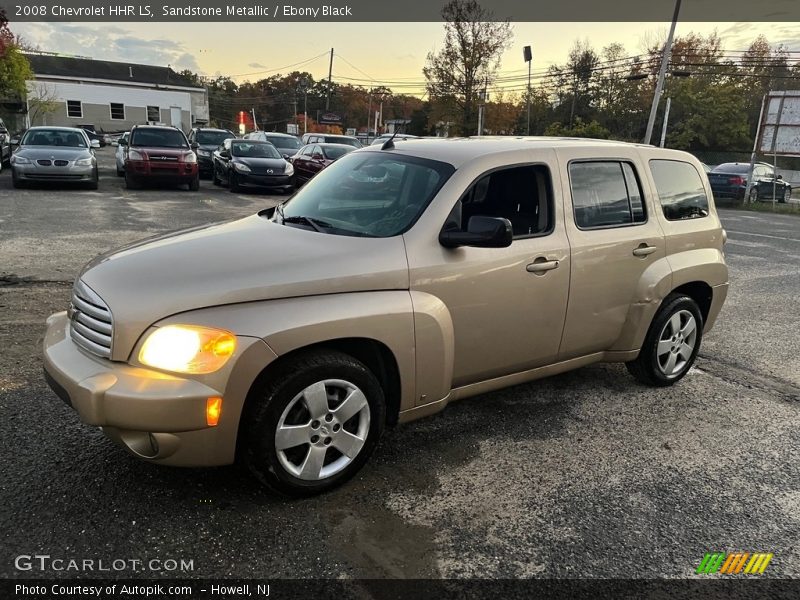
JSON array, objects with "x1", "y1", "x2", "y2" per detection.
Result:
[
  {"x1": 79, "y1": 214, "x2": 410, "y2": 359},
  {"x1": 15, "y1": 146, "x2": 92, "y2": 159},
  {"x1": 233, "y1": 157, "x2": 289, "y2": 171}
]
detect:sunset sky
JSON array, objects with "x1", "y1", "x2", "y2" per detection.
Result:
[{"x1": 13, "y1": 21, "x2": 800, "y2": 95}]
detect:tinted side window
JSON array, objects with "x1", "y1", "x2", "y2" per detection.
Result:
[
  {"x1": 649, "y1": 160, "x2": 709, "y2": 221},
  {"x1": 457, "y1": 165, "x2": 553, "y2": 238},
  {"x1": 569, "y1": 161, "x2": 647, "y2": 229}
]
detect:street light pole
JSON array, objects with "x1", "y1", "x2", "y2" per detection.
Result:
[
  {"x1": 644, "y1": 0, "x2": 681, "y2": 145},
  {"x1": 524, "y1": 45, "x2": 532, "y2": 135},
  {"x1": 659, "y1": 97, "x2": 671, "y2": 147}
]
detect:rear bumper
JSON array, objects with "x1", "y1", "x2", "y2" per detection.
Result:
[
  {"x1": 710, "y1": 186, "x2": 745, "y2": 200},
  {"x1": 42, "y1": 311, "x2": 275, "y2": 467}
]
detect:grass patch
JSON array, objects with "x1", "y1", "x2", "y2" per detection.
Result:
[{"x1": 728, "y1": 201, "x2": 800, "y2": 216}]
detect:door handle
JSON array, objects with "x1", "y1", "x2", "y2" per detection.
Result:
[
  {"x1": 527, "y1": 259, "x2": 559, "y2": 274},
  {"x1": 632, "y1": 244, "x2": 657, "y2": 257}
]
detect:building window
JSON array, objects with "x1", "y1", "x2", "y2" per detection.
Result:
[
  {"x1": 147, "y1": 105, "x2": 160, "y2": 122},
  {"x1": 110, "y1": 103, "x2": 125, "y2": 120},
  {"x1": 66, "y1": 100, "x2": 82, "y2": 118}
]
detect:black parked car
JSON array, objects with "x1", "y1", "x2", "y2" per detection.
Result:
[
  {"x1": 0, "y1": 118, "x2": 10, "y2": 165},
  {"x1": 212, "y1": 138, "x2": 294, "y2": 193},
  {"x1": 188, "y1": 127, "x2": 236, "y2": 176},
  {"x1": 708, "y1": 162, "x2": 792, "y2": 203}
]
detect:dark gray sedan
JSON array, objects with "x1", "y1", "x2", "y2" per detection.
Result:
[{"x1": 10, "y1": 126, "x2": 99, "y2": 189}]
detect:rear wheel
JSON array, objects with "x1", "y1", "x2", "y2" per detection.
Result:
[
  {"x1": 626, "y1": 293, "x2": 703, "y2": 387},
  {"x1": 241, "y1": 350, "x2": 386, "y2": 496},
  {"x1": 748, "y1": 187, "x2": 759, "y2": 202},
  {"x1": 783, "y1": 186, "x2": 792, "y2": 204}
]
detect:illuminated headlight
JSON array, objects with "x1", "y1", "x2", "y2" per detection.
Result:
[
  {"x1": 11, "y1": 155, "x2": 30, "y2": 165},
  {"x1": 197, "y1": 149, "x2": 211, "y2": 157},
  {"x1": 128, "y1": 149, "x2": 145, "y2": 160},
  {"x1": 75, "y1": 157, "x2": 94, "y2": 166},
  {"x1": 184, "y1": 152, "x2": 197, "y2": 163},
  {"x1": 284, "y1": 163, "x2": 294, "y2": 176},
  {"x1": 233, "y1": 162, "x2": 251, "y2": 173},
  {"x1": 138, "y1": 325, "x2": 237, "y2": 374}
]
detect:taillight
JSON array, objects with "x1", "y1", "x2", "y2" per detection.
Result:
[{"x1": 729, "y1": 176, "x2": 745, "y2": 186}]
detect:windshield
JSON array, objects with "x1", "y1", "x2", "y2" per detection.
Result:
[
  {"x1": 232, "y1": 142, "x2": 281, "y2": 158},
  {"x1": 712, "y1": 163, "x2": 749, "y2": 173},
  {"x1": 197, "y1": 131, "x2": 232, "y2": 145},
  {"x1": 22, "y1": 129, "x2": 87, "y2": 148},
  {"x1": 279, "y1": 152, "x2": 454, "y2": 237},
  {"x1": 323, "y1": 146, "x2": 355, "y2": 160},
  {"x1": 266, "y1": 136, "x2": 302, "y2": 151},
  {"x1": 130, "y1": 129, "x2": 189, "y2": 148}
]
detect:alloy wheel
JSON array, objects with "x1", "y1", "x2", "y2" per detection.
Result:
[
  {"x1": 275, "y1": 379, "x2": 371, "y2": 481},
  {"x1": 656, "y1": 310, "x2": 698, "y2": 377}
]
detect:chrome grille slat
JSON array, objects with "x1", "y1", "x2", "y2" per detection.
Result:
[{"x1": 69, "y1": 280, "x2": 113, "y2": 359}]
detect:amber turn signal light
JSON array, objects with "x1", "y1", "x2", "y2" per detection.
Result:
[{"x1": 207, "y1": 396, "x2": 223, "y2": 427}]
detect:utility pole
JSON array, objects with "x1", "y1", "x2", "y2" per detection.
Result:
[
  {"x1": 524, "y1": 45, "x2": 532, "y2": 135},
  {"x1": 659, "y1": 97, "x2": 671, "y2": 147},
  {"x1": 367, "y1": 89, "x2": 372, "y2": 136},
  {"x1": 644, "y1": 0, "x2": 681, "y2": 145},
  {"x1": 477, "y1": 78, "x2": 488, "y2": 136},
  {"x1": 251, "y1": 107, "x2": 258, "y2": 131},
  {"x1": 325, "y1": 47, "x2": 334, "y2": 110}
]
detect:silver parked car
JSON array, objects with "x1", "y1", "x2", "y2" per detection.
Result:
[
  {"x1": 11, "y1": 126, "x2": 99, "y2": 189},
  {"x1": 115, "y1": 132, "x2": 129, "y2": 176}
]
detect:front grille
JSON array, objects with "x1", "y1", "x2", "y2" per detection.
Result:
[
  {"x1": 68, "y1": 280, "x2": 113, "y2": 358},
  {"x1": 37, "y1": 159, "x2": 52, "y2": 166},
  {"x1": 28, "y1": 174, "x2": 84, "y2": 180},
  {"x1": 149, "y1": 155, "x2": 178, "y2": 162},
  {"x1": 54, "y1": 160, "x2": 69, "y2": 166}
]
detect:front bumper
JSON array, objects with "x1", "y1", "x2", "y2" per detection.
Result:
[
  {"x1": 42, "y1": 311, "x2": 273, "y2": 467},
  {"x1": 126, "y1": 159, "x2": 198, "y2": 182},
  {"x1": 13, "y1": 162, "x2": 95, "y2": 182},
  {"x1": 236, "y1": 172, "x2": 293, "y2": 190}
]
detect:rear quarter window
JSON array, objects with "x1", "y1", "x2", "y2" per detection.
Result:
[{"x1": 649, "y1": 160, "x2": 709, "y2": 221}]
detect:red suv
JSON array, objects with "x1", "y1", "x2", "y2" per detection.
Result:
[{"x1": 123, "y1": 125, "x2": 199, "y2": 190}]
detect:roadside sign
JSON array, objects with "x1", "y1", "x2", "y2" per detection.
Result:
[{"x1": 758, "y1": 92, "x2": 800, "y2": 157}]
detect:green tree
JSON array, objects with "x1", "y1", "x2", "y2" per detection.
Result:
[
  {"x1": 423, "y1": 0, "x2": 513, "y2": 135},
  {"x1": 0, "y1": 10, "x2": 33, "y2": 103}
]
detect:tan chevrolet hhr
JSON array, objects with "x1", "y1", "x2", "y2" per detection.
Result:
[{"x1": 44, "y1": 137, "x2": 728, "y2": 495}]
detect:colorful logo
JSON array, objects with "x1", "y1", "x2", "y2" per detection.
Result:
[{"x1": 696, "y1": 552, "x2": 773, "y2": 575}]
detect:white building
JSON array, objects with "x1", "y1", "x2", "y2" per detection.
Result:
[{"x1": 24, "y1": 53, "x2": 209, "y2": 133}]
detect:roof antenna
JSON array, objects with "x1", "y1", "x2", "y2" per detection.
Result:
[{"x1": 381, "y1": 128, "x2": 400, "y2": 150}]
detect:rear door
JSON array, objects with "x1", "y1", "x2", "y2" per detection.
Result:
[{"x1": 557, "y1": 149, "x2": 666, "y2": 360}]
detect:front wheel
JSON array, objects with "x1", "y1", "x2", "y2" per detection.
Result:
[
  {"x1": 188, "y1": 174, "x2": 200, "y2": 191},
  {"x1": 212, "y1": 166, "x2": 221, "y2": 186},
  {"x1": 125, "y1": 171, "x2": 140, "y2": 190},
  {"x1": 229, "y1": 172, "x2": 241, "y2": 192},
  {"x1": 626, "y1": 293, "x2": 703, "y2": 387},
  {"x1": 241, "y1": 350, "x2": 386, "y2": 496},
  {"x1": 783, "y1": 186, "x2": 791, "y2": 204}
]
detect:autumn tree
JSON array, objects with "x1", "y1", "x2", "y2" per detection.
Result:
[
  {"x1": 0, "y1": 10, "x2": 33, "y2": 111},
  {"x1": 423, "y1": 0, "x2": 512, "y2": 135}
]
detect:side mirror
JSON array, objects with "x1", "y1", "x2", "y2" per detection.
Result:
[
  {"x1": 191, "y1": 142, "x2": 199, "y2": 150},
  {"x1": 776, "y1": 174, "x2": 783, "y2": 180},
  {"x1": 439, "y1": 216, "x2": 513, "y2": 249},
  {"x1": 0, "y1": 128, "x2": 7, "y2": 135},
  {"x1": 118, "y1": 138, "x2": 128, "y2": 146},
  {"x1": 282, "y1": 153, "x2": 290, "y2": 159},
  {"x1": 91, "y1": 139, "x2": 100, "y2": 148},
  {"x1": 220, "y1": 150, "x2": 230, "y2": 159}
]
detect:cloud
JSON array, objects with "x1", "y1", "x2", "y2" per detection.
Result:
[
  {"x1": 13, "y1": 23, "x2": 202, "y2": 73},
  {"x1": 248, "y1": 62, "x2": 268, "y2": 69}
]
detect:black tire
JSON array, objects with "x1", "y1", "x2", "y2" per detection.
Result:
[
  {"x1": 212, "y1": 165, "x2": 221, "y2": 186},
  {"x1": 188, "y1": 174, "x2": 200, "y2": 191},
  {"x1": 116, "y1": 166, "x2": 124, "y2": 177},
  {"x1": 748, "y1": 187, "x2": 759, "y2": 202},
  {"x1": 229, "y1": 172, "x2": 241, "y2": 193},
  {"x1": 241, "y1": 350, "x2": 386, "y2": 496},
  {"x1": 626, "y1": 293, "x2": 703, "y2": 387},
  {"x1": 86, "y1": 176, "x2": 99, "y2": 190},
  {"x1": 11, "y1": 169, "x2": 24, "y2": 189},
  {"x1": 125, "y1": 171, "x2": 140, "y2": 190},
  {"x1": 782, "y1": 186, "x2": 791, "y2": 204}
]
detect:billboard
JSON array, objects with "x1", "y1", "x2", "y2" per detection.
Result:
[
  {"x1": 758, "y1": 92, "x2": 800, "y2": 157},
  {"x1": 318, "y1": 111, "x2": 343, "y2": 125}
]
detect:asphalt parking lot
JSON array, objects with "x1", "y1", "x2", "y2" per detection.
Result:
[{"x1": 0, "y1": 148, "x2": 798, "y2": 580}]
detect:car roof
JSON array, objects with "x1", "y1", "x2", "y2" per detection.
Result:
[
  {"x1": 258, "y1": 132, "x2": 296, "y2": 138},
  {"x1": 358, "y1": 136, "x2": 656, "y2": 168},
  {"x1": 132, "y1": 125, "x2": 183, "y2": 131},
  {"x1": 316, "y1": 143, "x2": 357, "y2": 148},
  {"x1": 196, "y1": 127, "x2": 232, "y2": 132},
  {"x1": 27, "y1": 126, "x2": 87, "y2": 132}
]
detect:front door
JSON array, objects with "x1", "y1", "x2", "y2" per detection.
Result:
[{"x1": 409, "y1": 162, "x2": 571, "y2": 388}]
